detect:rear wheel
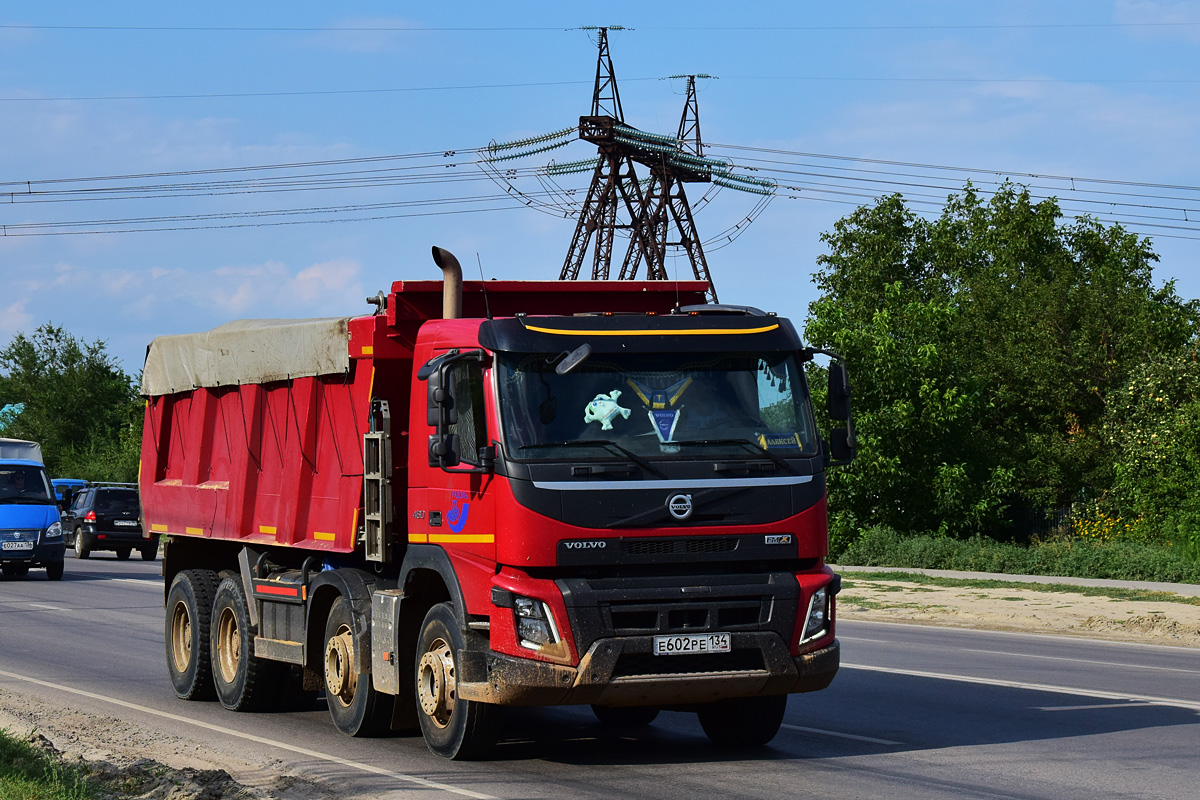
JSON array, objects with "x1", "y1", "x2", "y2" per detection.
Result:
[
  {"x1": 165, "y1": 569, "x2": 219, "y2": 700},
  {"x1": 697, "y1": 694, "x2": 787, "y2": 747},
  {"x1": 74, "y1": 529, "x2": 90, "y2": 559},
  {"x1": 140, "y1": 543, "x2": 158, "y2": 561},
  {"x1": 45, "y1": 561, "x2": 64, "y2": 581},
  {"x1": 415, "y1": 602, "x2": 494, "y2": 759},
  {"x1": 592, "y1": 705, "x2": 660, "y2": 726},
  {"x1": 324, "y1": 596, "x2": 390, "y2": 737},
  {"x1": 211, "y1": 577, "x2": 280, "y2": 711},
  {"x1": 115, "y1": 547, "x2": 132, "y2": 561}
]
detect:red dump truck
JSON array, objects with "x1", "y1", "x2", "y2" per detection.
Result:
[{"x1": 141, "y1": 248, "x2": 855, "y2": 759}]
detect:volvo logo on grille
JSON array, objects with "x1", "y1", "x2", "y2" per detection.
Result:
[
  {"x1": 667, "y1": 493, "x2": 693, "y2": 521},
  {"x1": 564, "y1": 540, "x2": 606, "y2": 550}
]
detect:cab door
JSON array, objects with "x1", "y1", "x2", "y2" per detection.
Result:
[{"x1": 409, "y1": 351, "x2": 497, "y2": 563}]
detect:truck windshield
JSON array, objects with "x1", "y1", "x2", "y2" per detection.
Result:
[
  {"x1": 0, "y1": 465, "x2": 54, "y2": 502},
  {"x1": 496, "y1": 351, "x2": 818, "y2": 460}
]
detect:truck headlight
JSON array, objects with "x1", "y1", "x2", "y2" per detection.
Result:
[
  {"x1": 799, "y1": 586, "x2": 829, "y2": 645},
  {"x1": 514, "y1": 595, "x2": 561, "y2": 650},
  {"x1": 44, "y1": 521, "x2": 63, "y2": 541}
]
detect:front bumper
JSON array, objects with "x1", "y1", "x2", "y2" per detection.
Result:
[
  {"x1": 0, "y1": 541, "x2": 65, "y2": 565},
  {"x1": 458, "y1": 634, "x2": 839, "y2": 707}
]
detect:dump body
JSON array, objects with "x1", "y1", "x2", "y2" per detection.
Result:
[{"x1": 144, "y1": 277, "x2": 847, "y2": 757}]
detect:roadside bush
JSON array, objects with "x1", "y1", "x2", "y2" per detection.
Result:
[{"x1": 836, "y1": 526, "x2": 1200, "y2": 584}]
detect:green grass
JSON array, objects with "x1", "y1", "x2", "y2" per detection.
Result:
[
  {"x1": 836, "y1": 526, "x2": 1200, "y2": 585},
  {"x1": 841, "y1": 571, "x2": 1200, "y2": 605},
  {"x1": 0, "y1": 730, "x2": 90, "y2": 800}
]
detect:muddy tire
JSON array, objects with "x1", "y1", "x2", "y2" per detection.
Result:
[
  {"x1": 166, "y1": 569, "x2": 219, "y2": 700},
  {"x1": 74, "y1": 529, "x2": 90, "y2": 559},
  {"x1": 45, "y1": 561, "x2": 64, "y2": 581},
  {"x1": 414, "y1": 602, "x2": 494, "y2": 759},
  {"x1": 697, "y1": 694, "x2": 787, "y2": 747},
  {"x1": 592, "y1": 705, "x2": 660, "y2": 727},
  {"x1": 210, "y1": 577, "x2": 280, "y2": 711},
  {"x1": 324, "y1": 596, "x2": 390, "y2": 737}
]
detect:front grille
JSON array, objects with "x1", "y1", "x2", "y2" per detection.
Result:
[
  {"x1": 612, "y1": 649, "x2": 765, "y2": 678},
  {"x1": 623, "y1": 537, "x2": 739, "y2": 556},
  {"x1": 606, "y1": 596, "x2": 764, "y2": 635}
]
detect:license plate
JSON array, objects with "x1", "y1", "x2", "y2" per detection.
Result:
[
  {"x1": 113, "y1": 520, "x2": 138, "y2": 527},
  {"x1": 652, "y1": 632, "x2": 731, "y2": 656},
  {"x1": 2, "y1": 541, "x2": 34, "y2": 551}
]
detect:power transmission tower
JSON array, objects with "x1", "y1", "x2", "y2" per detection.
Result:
[
  {"x1": 559, "y1": 30, "x2": 718, "y2": 300},
  {"x1": 618, "y1": 75, "x2": 716, "y2": 300}
]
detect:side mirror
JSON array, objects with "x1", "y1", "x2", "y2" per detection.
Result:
[
  {"x1": 429, "y1": 433, "x2": 461, "y2": 468},
  {"x1": 828, "y1": 427, "x2": 856, "y2": 464},
  {"x1": 828, "y1": 362, "x2": 851, "y2": 421}
]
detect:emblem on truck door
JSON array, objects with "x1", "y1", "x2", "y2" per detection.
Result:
[{"x1": 667, "y1": 493, "x2": 693, "y2": 521}]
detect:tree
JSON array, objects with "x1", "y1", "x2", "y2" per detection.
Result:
[
  {"x1": 806, "y1": 184, "x2": 1199, "y2": 544},
  {"x1": 0, "y1": 324, "x2": 141, "y2": 480}
]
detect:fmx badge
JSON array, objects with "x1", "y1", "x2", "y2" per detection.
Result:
[
  {"x1": 764, "y1": 534, "x2": 793, "y2": 545},
  {"x1": 667, "y1": 493, "x2": 693, "y2": 521}
]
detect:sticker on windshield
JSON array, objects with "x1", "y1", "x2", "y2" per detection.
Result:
[
  {"x1": 584, "y1": 390, "x2": 631, "y2": 431},
  {"x1": 758, "y1": 432, "x2": 803, "y2": 450}
]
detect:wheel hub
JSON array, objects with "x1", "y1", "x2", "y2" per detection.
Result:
[
  {"x1": 417, "y1": 637, "x2": 456, "y2": 729},
  {"x1": 170, "y1": 601, "x2": 192, "y2": 673},
  {"x1": 324, "y1": 626, "x2": 357, "y2": 706},
  {"x1": 215, "y1": 606, "x2": 240, "y2": 684}
]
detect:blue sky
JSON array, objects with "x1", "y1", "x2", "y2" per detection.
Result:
[{"x1": 2, "y1": 1, "x2": 1199, "y2": 373}]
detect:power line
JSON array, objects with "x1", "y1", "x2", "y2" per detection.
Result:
[{"x1": 3, "y1": 22, "x2": 1198, "y2": 32}]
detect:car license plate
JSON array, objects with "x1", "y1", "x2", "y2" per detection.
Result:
[
  {"x1": 2, "y1": 541, "x2": 34, "y2": 551},
  {"x1": 652, "y1": 632, "x2": 731, "y2": 656},
  {"x1": 113, "y1": 520, "x2": 138, "y2": 527}
]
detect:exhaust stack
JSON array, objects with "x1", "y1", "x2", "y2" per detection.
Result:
[{"x1": 431, "y1": 246, "x2": 463, "y2": 320}]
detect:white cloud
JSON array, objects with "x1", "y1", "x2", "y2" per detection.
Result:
[{"x1": 0, "y1": 300, "x2": 33, "y2": 338}]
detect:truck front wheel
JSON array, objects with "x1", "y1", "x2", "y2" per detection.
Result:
[
  {"x1": 166, "y1": 569, "x2": 219, "y2": 700},
  {"x1": 696, "y1": 694, "x2": 787, "y2": 747},
  {"x1": 211, "y1": 577, "x2": 280, "y2": 711},
  {"x1": 323, "y1": 596, "x2": 390, "y2": 737},
  {"x1": 415, "y1": 602, "x2": 494, "y2": 759}
]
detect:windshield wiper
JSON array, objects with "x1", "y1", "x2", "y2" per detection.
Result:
[
  {"x1": 673, "y1": 438, "x2": 796, "y2": 472},
  {"x1": 518, "y1": 440, "x2": 664, "y2": 477}
]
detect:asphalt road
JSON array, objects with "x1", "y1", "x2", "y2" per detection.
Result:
[{"x1": 1, "y1": 555, "x2": 1198, "y2": 800}]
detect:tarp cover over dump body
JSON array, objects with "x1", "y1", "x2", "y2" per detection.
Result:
[
  {"x1": 139, "y1": 316, "x2": 390, "y2": 554},
  {"x1": 142, "y1": 318, "x2": 352, "y2": 396}
]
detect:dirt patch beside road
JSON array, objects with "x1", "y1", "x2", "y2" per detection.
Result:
[
  {"x1": 838, "y1": 575, "x2": 1200, "y2": 647},
  {"x1": 0, "y1": 688, "x2": 334, "y2": 800}
]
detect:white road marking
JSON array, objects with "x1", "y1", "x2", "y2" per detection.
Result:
[
  {"x1": 28, "y1": 603, "x2": 66, "y2": 611},
  {"x1": 1035, "y1": 702, "x2": 1155, "y2": 712},
  {"x1": 0, "y1": 668, "x2": 496, "y2": 800},
  {"x1": 843, "y1": 663, "x2": 1200, "y2": 712},
  {"x1": 843, "y1": 619, "x2": 1200, "y2": 653},
  {"x1": 961, "y1": 648, "x2": 1200, "y2": 675},
  {"x1": 780, "y1": 723, "x2": 901, "y2": 745}
]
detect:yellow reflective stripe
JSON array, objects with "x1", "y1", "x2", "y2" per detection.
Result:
[
  {"x1": 313, "y1": 531, "x2": 336, "y2": 541},
  {"x1": 361, "y1": 345, "x2": 374, "y2": 355},
  {"x1": 408, "y1": 533, "x2": 430, "y2": 543},
  {"x1": 150, "y1": 524, "x2": 168, "y2": 532},
  {"x1": 259, "y1": 525, "x2": 277, "y2": 535},
  {"x1": 523, "y1": 323, "x2": 779, "y2": 336},
  {"x1": 185, "y1": 527, "x2": 203, "y2": 535},
  {"x1": 427, "y1": 533, "x2": 495, "y2": 544}
]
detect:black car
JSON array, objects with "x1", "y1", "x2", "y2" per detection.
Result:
[{"x1": 62, "y1": 484, "x2": 157, "y2": 561}]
